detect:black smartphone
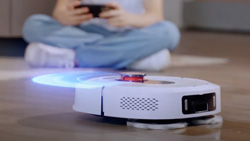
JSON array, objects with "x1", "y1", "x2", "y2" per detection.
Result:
[{"x1": 76, "y1": 4, "x2": 112, "y2": 17}]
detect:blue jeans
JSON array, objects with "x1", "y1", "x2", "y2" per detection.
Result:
[{"x1": 23, "y1": 14, "x2": 180, "y2": 69}]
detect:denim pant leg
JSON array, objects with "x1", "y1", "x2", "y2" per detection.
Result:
[
  {"x1": 75, "y1": 21, "x2": 181, "y2": 69},
  {"x1": 22, "y1": 14, "x2": 106, "y2": 49}
]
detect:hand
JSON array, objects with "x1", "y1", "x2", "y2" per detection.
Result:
[
  {"x1": 99, "y1": 2, "x2": 135, "y2": 27},
  {"x1": 52, "y1": 0, "x2": 93, "y2": 26}
]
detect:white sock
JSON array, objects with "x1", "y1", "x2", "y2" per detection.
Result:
[
  {"x1": 25, "y1": 43, "x2": 76, "y2": 68},
  {"x1": 127, "y1": 49, "x2": 171, "y2": 72}
]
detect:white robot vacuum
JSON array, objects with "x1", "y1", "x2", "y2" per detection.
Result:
[
  {"x1": 33, "y1": 71, "x2": 222, "y2": 129},
  {"x1": 74, "y1": 72, "x2": 221, "y2": 119}
]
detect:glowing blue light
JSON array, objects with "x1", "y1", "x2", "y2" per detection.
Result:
[{"x1": 32, "y1": 71, "x2": 122, "y2": 88}]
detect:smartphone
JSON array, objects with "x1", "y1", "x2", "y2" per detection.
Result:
[{"x1": 76, "y1": 4, "x2": 112, "y2": 17}]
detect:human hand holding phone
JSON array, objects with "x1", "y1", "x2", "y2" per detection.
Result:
[
  {"x1": 99, "y1": 2, "x2": 135, "y2": 27},
  {"x1": 52, "y1": 0, "x2": 93, "y2": 26}
]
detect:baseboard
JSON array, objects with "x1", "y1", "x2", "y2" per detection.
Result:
[{"x1": 0, "y1": 38, "x2": 27, "y2": 57}]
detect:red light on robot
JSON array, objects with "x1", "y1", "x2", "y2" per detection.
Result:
[{"x1": 120, "y1": 72, "x2": 146, "y2": 82}]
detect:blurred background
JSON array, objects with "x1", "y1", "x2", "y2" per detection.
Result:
[{"x1": 1, "y1": 0, "x2": 250, "y2": 56}]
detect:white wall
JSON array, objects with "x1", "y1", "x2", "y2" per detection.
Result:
[{"x1": 164, "y1": 0, "x2": 184, "y2": 27}]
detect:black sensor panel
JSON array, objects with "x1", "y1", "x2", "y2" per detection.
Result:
[{"x1": 182, "y1": 93, "x2": 216, "y2": 115}]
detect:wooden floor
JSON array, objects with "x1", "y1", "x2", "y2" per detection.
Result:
[{"x1": 0, "y1": 31, "x2": 250, "y2": 141}]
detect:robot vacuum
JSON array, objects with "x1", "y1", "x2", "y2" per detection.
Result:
[
  {"x1": 73, "y1": 72, "x2": 221, "y2": 120},
  {"x1": 33, "y1": 71, "x2": 222, "y2": 129}
]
